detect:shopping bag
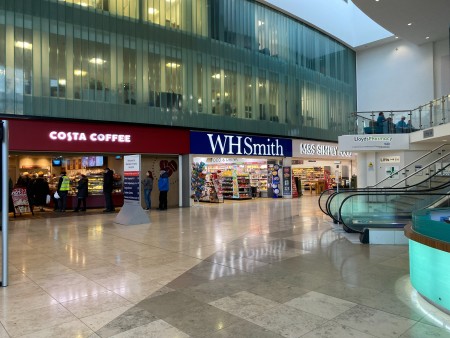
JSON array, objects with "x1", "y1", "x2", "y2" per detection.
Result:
[
  {"x1": 46, "y1": 194, "x2": 51, "y2": 204},
  {"x1": 54, "y1": 191, "x2": 60, "y2": 199}
]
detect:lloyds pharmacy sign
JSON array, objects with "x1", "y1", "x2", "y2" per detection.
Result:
[{"x1": 190, "y1": 131, "x2": 292, "y2": 157}]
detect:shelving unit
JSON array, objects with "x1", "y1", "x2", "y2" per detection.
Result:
[{"x1": 221, "y1": 172, "x2": 252, "y2": 200}]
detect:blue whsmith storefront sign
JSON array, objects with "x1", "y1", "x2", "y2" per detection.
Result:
[{"x1": 190, "y1": 131, "x2": 292, "y2": 157}]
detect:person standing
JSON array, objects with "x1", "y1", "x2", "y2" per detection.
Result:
[
  {"x1": 376, "y1": 112, "x2": 386, "y2": 133},
  {"x1": 74, "y1": 174, "x2": 88, "y2": 212},
  {"x1": 32, "y1": 172, "x2": 50, "y2": 211},
  {"x1": 396, "y1": 116, "x2": 407, "y2": 133},
  {"x1": 141, "y1": 171, "x2": 153, "y2": 210},
  {"x1": 103, "y1": 167, "x2": 115, "y2": 212},
  {"x1": 57, "y1": 171, "x2": 70, "y2": 212},
  {"x1": 158, "y1": 169, "x2": 169, "y2": 210}
]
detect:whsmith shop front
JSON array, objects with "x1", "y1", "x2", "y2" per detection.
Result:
[
  {"x1": 6, "y1": 118, "x2": 189, "y2": 210},
  {"x1": 189, "y1": 131, "x2": 293, "y2": 202}
]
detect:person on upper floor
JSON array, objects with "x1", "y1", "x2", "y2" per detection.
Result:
[
  {"x1": 376, "y1": 112, "x2": 386, "y2": 133},
  {"x1": 396, "y1": 116, "x2": 407, "y2": 133}
]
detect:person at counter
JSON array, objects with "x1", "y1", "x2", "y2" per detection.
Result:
[
  {"x1": 56, "y1": 171, "x2": 70, "y2": 212},
  {"x1": 32, "y1": 172, "x2": 50, "y2": 212},
  {"x1": 103, "y1": 168, "x2": 115, "y2": 212},
  {"x1": 74, "y1": 174, "x2": 88, "y2": 212}
]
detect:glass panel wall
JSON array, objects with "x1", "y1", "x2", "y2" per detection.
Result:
[{"x1": 0, "y1": 0, "x2": 356, "y2": 141}]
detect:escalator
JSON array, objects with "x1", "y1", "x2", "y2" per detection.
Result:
[{"x1": 319, "y1": 144, "x2": 450, "y2": 242}]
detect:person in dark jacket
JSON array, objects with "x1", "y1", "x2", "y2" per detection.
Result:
[
  {"x1": 74, "y1": 174, "x2": 88, "y2": 212},
  {"x1": 158, "y1": 169, "x2": 169, "y2": 210},
  {"x1": 103, "y1": 167, "x2": 115, "y2": 212},
  {"x1": 141, "y1": 170, "x2": 153, "y2": 210},
  {"x1": 32, "y1": 172, "x2": 50, "y2": 211}
]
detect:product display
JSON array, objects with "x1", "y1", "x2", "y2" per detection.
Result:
[
  {"x1": 221, "y1": 171, "x2": 252, "y2": 200},
  {"x1": 200, "y1": 173, "x2": 223, "y2": 203}
]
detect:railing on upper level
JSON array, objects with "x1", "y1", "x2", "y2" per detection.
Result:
[{"x1": 349, "y1": 94, "x2": 450, "y2": 135}]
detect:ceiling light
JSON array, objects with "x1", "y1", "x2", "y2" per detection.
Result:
[
  {"x1": 395, "y1": 36, "x2": 399, "y2": 39},
  {"x1": 407, "y1": 23, "x2": 412, "y2": 26},
  {"x1": 74, "y1": 69, "x2": 87, "y2": 76},
  {"x1": 212, "y1": 73, "x2": 221, "y2": 79},
  {"x1": 166, "y1": 62, "x2": 180, "y2": 68},
  {"x1": 15, "y1": 41, "x2": 33, "y2": 50},
  {"x1": 258, "y1": 20, "x2": 264, "y2": 26},
  {"x1": 58, "y1": 79, "x2": 66, "y2": 86},
  {"x1": 426, "y1": 36, "x2": 430, "y2": 39},
  {"x1": 89, "y1": 58, "x2": 106, "y2": 64},
  {"x1": 148, "y1": 8, "x2": 159, "y2": 15}
]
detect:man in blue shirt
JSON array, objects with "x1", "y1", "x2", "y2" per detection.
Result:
[
  {"x1": 158, "y1": 169, "x2": 169, "y2": 210},
  {"x1": 396, "y1": 116, "x2": 407, "y2": 133}
]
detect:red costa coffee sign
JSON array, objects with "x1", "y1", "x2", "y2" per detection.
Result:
[{"x1": 8, "y1": 119, "x2": 189, "y2": 154}]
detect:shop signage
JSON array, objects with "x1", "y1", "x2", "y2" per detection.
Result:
[
  {"x1": 49, "y1": 131, "x2": 131, "y2": 143},
  {"x1": 338, "y1": 134, "x2": 410, "y2": 151},
  {"x1": 191, "y1": 131, "x2": 292, "y2": 157},
  {"x1": 8, "y1": 119, "x2": 189, "y2": 154},
  {"x1": 123, "y1": 155, "x2": 140, "y2": 203},
  {"x1": 380, "y1": 156, "x2": 400, "y2": 163},
  {"x1": 299, "y1": 143, "x2": 352, "y2": 158}
]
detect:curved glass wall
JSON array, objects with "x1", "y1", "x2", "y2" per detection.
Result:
[{"x1": 0, "y1": 0, "x2": 356, "y2": 141}]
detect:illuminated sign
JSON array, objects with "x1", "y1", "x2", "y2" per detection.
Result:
[
  {"x1": 49, "y1": 131, "x2": 131, "y2": 143},
  {"x1": 296, "y1": 142, "x2": 352, "y2": 158}
]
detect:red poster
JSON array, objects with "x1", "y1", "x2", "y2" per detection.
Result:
[{"x1": 11, "y1": 188, "x2": 32, "y2": 214}]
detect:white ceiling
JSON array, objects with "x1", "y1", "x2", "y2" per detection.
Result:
[{"x1": 352, "y1": 0, "x2": 450, "y2": 45}]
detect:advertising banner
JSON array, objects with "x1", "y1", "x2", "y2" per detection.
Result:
[
  {"x1": 282, "y1": 167, "x2": 292, "y2": 196},
  {"x1": 11, "y1": 187, "x2": 32, "y2": 214},
  {"x1": 123, "y1": 155, "x2": 141, "y2": 204}
]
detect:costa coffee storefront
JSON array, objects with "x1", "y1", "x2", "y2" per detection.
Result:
[{"x1": 7, "y1": 119, "x2": 189, "y2": 209}]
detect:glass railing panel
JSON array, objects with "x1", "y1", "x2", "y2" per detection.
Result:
[{"x1": 340, "y1": 192, "x2": 450, "y2": 233}]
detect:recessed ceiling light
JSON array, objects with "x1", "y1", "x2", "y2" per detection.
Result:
[
  {"x1": 426, "y1": 36, "x2": 430, "y2": 39},
  {"x1": 395, "y1": 36, "x2": 399, "y2": 39},
  {"x1": 407, "y1": 23, "x2": 412, "y2": 26}
]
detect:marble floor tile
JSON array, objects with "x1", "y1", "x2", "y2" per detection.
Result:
[
  {"x1": 107, "y1": 319, "x2": 190, "y2": 338},
  {"x1": 209, "y1": 291, "x2": 280, "y2": 320},
  {"x1": 203, "y1": 319, "x2": 285, "y2": 338},
  {"x1": 285, "y1": 291, "x2": 357, "y2": 319},
  {"x1": 399, "y1": 322, "x2": 450, "y2": 337},
  {"x1": 334, "y1": 304, "x2": 417, "y2": 338},
  {"x1": 247, "y1": 304, "x2": 326, "y2": 337},
  {"x1": 61, "y1": 291, "x2": 133, "y2": 318},
  {"x1": 301, "y1": 320, "x2": 377, "y2": 338},
  {"x1": 18, "y1": 319, "x2": 95, "y2": 338},
  {"x1": 0, "y1": 304, "x2": 77, "y2": 337},
  {"x1": 81, "y1": 305, "x2": 135, "y2": 332}
]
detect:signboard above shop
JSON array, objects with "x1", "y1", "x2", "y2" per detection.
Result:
[
  {"x1": 8, "y1": 119, "x2": 190, "y2": 154},
  {"x1": 338, "y1": 134, "x2": 410, "y2": 152},
  {"x1": 190, "y1": 131, "x2": 292, "y2": 157},
  {"x1": 292, "y1": 140, "x2": 353, "y2": 159}
]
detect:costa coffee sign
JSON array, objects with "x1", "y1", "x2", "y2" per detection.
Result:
[
  {"x1": 8, "y1": 119, "x2": 189, "y2": 154},
  {"x1": 49, "y1": 131, "x2": 131, "y2": 143}
]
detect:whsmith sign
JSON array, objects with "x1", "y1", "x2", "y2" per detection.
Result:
[{"x1": 190, "y1": 131, "x2": 292, "y2": 157}]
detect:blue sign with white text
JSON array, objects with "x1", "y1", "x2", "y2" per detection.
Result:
[{"x1": 190, "y1": 131, "x2": 292, "y2": 157}]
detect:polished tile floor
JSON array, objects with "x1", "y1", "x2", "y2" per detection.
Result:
[{"x1": 1, "y1": 196, "x2": 450, "y2": 337}]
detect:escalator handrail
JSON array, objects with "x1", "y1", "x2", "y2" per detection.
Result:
[{"x1": 371, "y1": 143, "x2": 450, "y2": 188}]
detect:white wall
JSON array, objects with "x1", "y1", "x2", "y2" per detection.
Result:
[
  {"x1": 434, "y1": 38, "x2": 450, "y2": 98},
  {"x1": 356, "y1": 39, "x2": 435, "y2": 111}
]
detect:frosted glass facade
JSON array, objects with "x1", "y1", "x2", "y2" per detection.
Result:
[{"x1": 0, "y1": 0, "x2": 356, "y2": 141}]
